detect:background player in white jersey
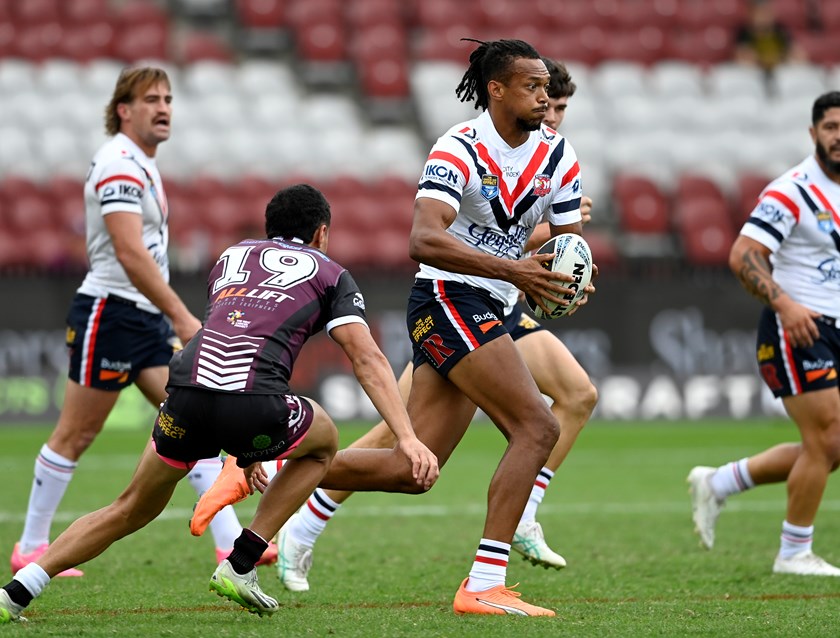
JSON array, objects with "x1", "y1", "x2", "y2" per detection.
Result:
[
  {"x1": 688, "y1": 91, "x2": 840, "y2": 576},
  {"x1": 0, "y1": 184, "x2": 439, "y2": 623},
  {"x1": 8, "y1": 67, "x2": 255, "y2": 577},
  {"x1": 222, "y1": 57, "x2": 597, "y2": 590}
]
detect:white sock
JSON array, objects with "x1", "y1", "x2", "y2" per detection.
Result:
[
  {"x1": 187, "y1": 458, "x2": 242, "y2": 551},
  {"x1": 261, "y1": 459, "x2": 282, "y2": 482},
  {"x1": 14, "y1": 563, "x2": 51, "y2": 599},
  {"x1": 779, "y1": 520, "x2": 813, "y2": 559},
  {"x1": 466, "y1": 539, "x2": 509, "y2": 592},
  {"x1": 19, "y1": 445, "x2": 77, "y2": 553},
  {"x1": 520, "y1": 467, "x2": 554, "y2": 524},
  {"x1": 709, "y1": 458, "x2": 754, "y2": 500},
  {"x1": 288, "y1": 488, "x2": 341, "y2": 549}
]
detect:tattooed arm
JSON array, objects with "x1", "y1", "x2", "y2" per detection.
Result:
[{"x1": 729, "y1": 235, "x2": 821, "y2": 348}]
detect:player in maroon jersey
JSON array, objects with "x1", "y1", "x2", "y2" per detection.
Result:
[{"x1": 0, "y1": 184, "x2": 438, "y2": 623}]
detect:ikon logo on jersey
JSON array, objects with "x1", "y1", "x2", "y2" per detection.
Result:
[
  {"x1": 481, "y1": 174, "x2": 499, "y2": 200},
  {"x1": 120, "y1": 184, "x2": 142, "y2": 199},
  {"x1": 424, "y1": 164, "x2": 460, "y2": 186},
  {"x1": 533, "y1": 174, "x2": 551, "y2": 197}
]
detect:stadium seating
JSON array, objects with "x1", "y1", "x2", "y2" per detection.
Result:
[{"x1": 0, "y1": 0, "x2": 838, "y2": 274}]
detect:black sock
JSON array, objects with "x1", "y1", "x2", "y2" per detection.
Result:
[
  {"x1": 226, "y1": 529, "x2": 268, "y2": 575},
  {"x1": 4, "y1": 581, "x2": 33, "y2": 608}
]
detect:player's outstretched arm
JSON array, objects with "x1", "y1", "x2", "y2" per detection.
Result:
[{"x1": 329, "y1": 322, "x2": 439, "y2": 490}]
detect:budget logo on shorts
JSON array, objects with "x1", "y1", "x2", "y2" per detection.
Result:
[
  {"x1": 533, "y1": 174, "x2": 551, "y2": 197},
  {"x1": 481, "y1": 174, "x2": 499, "y2": 200}
]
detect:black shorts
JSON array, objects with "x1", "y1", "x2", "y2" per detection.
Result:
[
  {"x1": 756, "y1": 307, "x2": 840, "y2": 398},
  {"x1": 504, "y1": 302, "x2": 547, "y2": 341},
  {"x1": 407, "y1": 278, "x2": 508, "y2": 378},
  {"x1": 66, "y1": 293, "x2": 178, "y2": 390},
  {"x1": 152, "y1": 386, "x2": 314, "y2": 470}
]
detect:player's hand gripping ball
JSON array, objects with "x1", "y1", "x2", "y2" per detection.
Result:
[{"x1": 524, "y1": 233, "x2": 593, "y2": 319}]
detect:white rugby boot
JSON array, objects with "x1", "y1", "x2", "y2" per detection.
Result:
[
  {"x1": 688, "y1": 466, "x2": 724, "y2": 549},
  {"x1": 0, "y1": 589, "x2": 26, "y2": 623},
  {"x1": 512, "y1": 520, "x2": 567, "y2": 569},
  {"x1": 773, "y1": 551, "x2": 840, "y2": 576},
  {"x1": 277, "y1": 516, "x2": 313, "y2": 592},
  {"x1": 209, "y1": 559, "x2": 279, "y2": 616}
]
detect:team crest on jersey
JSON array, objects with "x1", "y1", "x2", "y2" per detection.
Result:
[
  {"x1": 816, "y1": 210, "x2": 833, "y2": 234},
  {"x1": 481, "y1": 174, "x2": 499, "y2": 200},
  {"x1": 533, "y1": 174, "x2": 551, "y2": 197}
]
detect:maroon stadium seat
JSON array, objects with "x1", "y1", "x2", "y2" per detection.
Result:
[
  {"x1": 12, "y1": 0, "x2": 61, "y2": 24},
  {"x1": 677, "y1": 197, "x2": 737, "y2": 267},
  {"x1": 346, "y1": 0, "x2": 404, "y2": 27},
  {"x1": 59, "y1": 21, "x2": 115, "y2": 61},
  {"x1": 601, "y1": 27, "x2": 667, "y2": 65},
  {"x1": 734, "y1": 172, "x2": 772, "y2": 227},
  {"x1": 770, "y1": 0, "x2": 810, "y2": 30},
  {"x1": 113, "y1": 1, "x2": 170, "y2": 61},
  {"x1": 415, "y1": 0, "x2": 479, "y2": 29},
  {"x1": 613, "y1": 174, "x2": 670, "y2": 235},
  {"x1": 664, "y1": 26, "x2": 734, "y2": 65},
  {"x1": 236, "y1": 0, "x2": 286, "y2": 27},
  {"x1": 583, "y1": 228, "x2": 621, "y2": 270},
  {"x1": 13, "y1": 22, "x2": 64, "y2": 61},
  {"x1": 180, "y1": 32, "x2": 235, "y2": 64},
  {"x1": 295, "y1": 19, "x2": 348, "y2": 63},
  {"x1": 61, "y1": 0, "x2": 111, "y2": 24},
  {"x1": 676, "y1": 174, "x2": 726, "y2": 203}
]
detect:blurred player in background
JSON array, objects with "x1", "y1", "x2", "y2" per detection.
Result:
[
  {"x1": 7, "y1": 66, "x2": 261, "y2": 578},
  {"x1": 0, "y1": 184, "x2": 439, "y2": 623},
  {"x1": 193, "y1": 39, "x2": 593, "y2": 617},
  {"x1": 688, "y1": 91, "x2": 840, "y2": 576}
]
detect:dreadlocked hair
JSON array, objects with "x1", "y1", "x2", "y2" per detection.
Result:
[{"x1": 455, "y1": 38, "x2": 541, "y2": 111}]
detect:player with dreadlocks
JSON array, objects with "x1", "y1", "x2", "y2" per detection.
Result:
[{"x1": 189, "y1": 38, "x2": 590, "y2": 617}]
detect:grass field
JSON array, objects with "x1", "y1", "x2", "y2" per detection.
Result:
[{"x1": 2, "y1": 419, "x2": 840, "y2": 637}]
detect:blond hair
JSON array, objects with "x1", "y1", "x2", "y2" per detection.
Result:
[{"x1": 104, "y1": 67, "x2": 170, "y2": 136}]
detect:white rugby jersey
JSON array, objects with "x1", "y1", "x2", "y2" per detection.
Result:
[
  {"x1": 415, "y1": 110, "x2": 582, "y2": 304},
  {"x1": 77, "y1": 133, "x2": 169, "y2": 313},
  {"x1": 741, "y1": 154, "x2": 840, "y2": 317}
]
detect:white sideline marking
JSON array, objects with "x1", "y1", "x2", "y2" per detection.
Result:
[{"x1": 2, "y1": 500, "x2": 840, "y2": 524}]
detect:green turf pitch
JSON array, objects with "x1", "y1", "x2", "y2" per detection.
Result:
[{"x1": 1, "y1": 419, "x2": 839, "y2": 637}]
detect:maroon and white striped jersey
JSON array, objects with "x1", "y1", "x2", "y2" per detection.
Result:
[{"x1": 167, "y1": 237, "x2": 368, "y2": 394}]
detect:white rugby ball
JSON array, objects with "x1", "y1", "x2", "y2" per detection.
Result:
[{"x1": 524, "y1": 233, "x2": 593, "y2": 319}]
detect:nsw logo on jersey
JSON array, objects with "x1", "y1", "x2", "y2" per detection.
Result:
[
  {"x1": 816, "y1": 210, "x2": 833, "y2": 234},
  {"x1": 481, "y1": 174, "x2": 499, "y2": 200}
]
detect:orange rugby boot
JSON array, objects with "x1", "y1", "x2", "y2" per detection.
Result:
[
  {"x1": 190, "y1": 456, "x2": 251, "y2": 537},
  {"x1": 452, "y1": 578, "x2": 555, "y2": 616}
]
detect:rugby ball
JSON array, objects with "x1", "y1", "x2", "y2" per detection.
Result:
[{"x1": 524, "y1": 234, "x2": 593, "y2": 319}]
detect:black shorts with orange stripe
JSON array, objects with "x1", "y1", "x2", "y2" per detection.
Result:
[
  {"x1": 407, "y1": 278, "x2": 508, "y2": 378},
  {"x1": 65, "y1": 293, "x2": 178, "y2": 391},
  {"x1": 755, "y1": 307, "x2": 840, "y2": 398}
]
